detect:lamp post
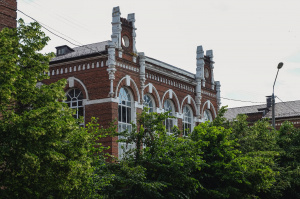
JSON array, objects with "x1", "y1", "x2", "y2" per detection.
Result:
[{"x1": 272, "y1": 62, "x2": 283, "y2": 129}]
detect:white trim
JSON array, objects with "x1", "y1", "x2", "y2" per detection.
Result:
[
  {"x1": 84, "y1": 97, "x2": 119, "y2": 105},
  {"x1": 201, "y1": 100, "x2": 217, "y2": 118},
  {"x1": 182, "y1": 105, "x2": 194, "y2": 134},
  {"x1": 143, "y1": 83, "x2": 162, "y2": 109},
  {"x1": 115, "y1": 76, "x2": 141, "y2": 103},
  {"x1": 162, "y1": 89, "x2": 181, "y2": 113},
  {"x1": 67, "y1": 77, "x2": 89, "y2": 100},
  {"x1": 181, "y1": 95, "x2": 198, "y2": 115},
  {"x1": 135, "y1": 101, "x2": 143, "y2": 109},
  {"x1": 175, "y1": 112, "x2": 183, "y2": 119},
  {"x1": 156, "y1": 108, "x2": 164, "y2": 114}
]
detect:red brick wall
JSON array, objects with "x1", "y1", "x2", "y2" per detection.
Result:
[{"x1": 0, "y1": 0, "x2": 17, "y2": 30}]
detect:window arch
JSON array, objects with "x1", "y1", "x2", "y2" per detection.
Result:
[
  {"x1": 118, "y1": 87, "x2": 132, "y2": 127},
  {"x1": 203, "y1": 109, "x2": 213, "y2": 122},
  {"x1": 143, "y1": 94, "x2": 155, "y2": 113},
  {"x1": 66, "y1": 88, "x2": 84, "y2": 120},
  {"x1": 118, "y1": 87, "x2": 135, "y2": 159},
  {"x1": 164, "y1": 100, "x2": 175, "y2": 135},
  {"x1": 183, "y1": 105, "x2": 193, "y2": 136}
]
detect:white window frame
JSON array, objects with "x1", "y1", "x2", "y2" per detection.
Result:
[
  {"x1": 203, "y1": 109, "x2": 213, "y2": 122},
  {"x1": 164, "y1": 100, "x2": 176, "y2": 135},
  {"x1": 118, "y1": 87, "x2": 135, "y2": 159},
  {"x1": 65, "y1": 89, "x2": 84, "y2": 125},
  {"x1": 183, "y1": 105, "x2": 193, "y2": 136},
  {"x1": 143, "y1": 94, "x2": 155, "y2": 113}
]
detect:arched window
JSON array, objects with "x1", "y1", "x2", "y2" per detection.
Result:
[
  {"x1": 183, "y1": 105, "x2": 193, "y2": 136},
  {"x1": 203, "y1": 109, "x2": 213, "y2": 122},
  {"x1": 164, "y1": 100, "x2": 175, "y2": 135},
  {"x1": 66, "y1": 88, "x2": 84, "y2": 120},
  {"x1": 118, "y1": 87, "x2": 134, "y2": 159},
  {"x1": 118, "y1": 87, "x2": 132, "y2": 131},
  {"x1": 143, "y1": 94, "x2": 154, "y2": 113}
]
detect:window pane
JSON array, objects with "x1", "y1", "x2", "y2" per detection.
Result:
[
  {"x1": 74, "y1": 89, "x2": 80, "y2": 97},
  {"x1": 78, "y1": 107, "x2": 83, "y2": 117},
  {"x1": 127, "y1": 107, "x2": 131, "y2": 123},
  {"x1": 122, "y1": 106, "x2": 126, "y2": 123},
  {"x1": 118, "y1": 106, "x2": 121, "y2": 122}
]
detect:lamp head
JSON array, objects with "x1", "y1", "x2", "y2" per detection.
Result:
[{"x1": 277, "y1": 62, "x2": 283, "y2": 69}]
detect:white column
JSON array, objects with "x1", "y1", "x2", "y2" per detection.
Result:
[
  {"x1": 195, "y1": 45, "x2": 204, "y2": 116},
  {"x1": 107, "y1": 41, "x2": 116, "y2": 97},
  {"x1": 215, "y1": 81, "x2": 221, "y2": 110},
  {"x1": 111, "y1": 6, "x2": 122, "y2": 57},
  {"x1": 206, "y1": 50, "x2": 215, "y2": 90},
  {"x1": 139, "y1": 52, "x2": 146, "y2": 103}
]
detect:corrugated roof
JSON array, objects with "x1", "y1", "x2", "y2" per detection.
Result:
[
  {"x1": 51, "y1": 41, "x2": 109, "y2": 62},
  {"x1": 224, "y1": 100, "x2": 300, "y2": 120}
]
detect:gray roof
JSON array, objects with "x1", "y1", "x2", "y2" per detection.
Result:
[
  {"x1": 51, "y1": 41, "x2": 109, "y2": 62},
  {"x1": 224, "y1": 100, "x2": 300, "y2": 120},
  {"x1": 145, "y1": 56, "x2": 195, "y2": 79}
]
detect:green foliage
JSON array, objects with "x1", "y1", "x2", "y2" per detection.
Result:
[
  {"x1": 97, "y1": 110, "x2": 203, "y2": 198},
  {"x1": 276, "y1": 122, "x2": 300, "y2": 198},
  {"x1": 0, "y1": 20, "x2": 107, "y2": 198}
]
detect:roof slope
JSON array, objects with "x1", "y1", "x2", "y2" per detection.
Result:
[
  {"x1": 51, "y1": 41, "x2": 109, "y2": 62},
  {"x1": 224, "y1": 100, "x2": 300, "y2": 120}
]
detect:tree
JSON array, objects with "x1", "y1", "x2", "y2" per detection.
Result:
[
  {"x1": 0, "y1": 20, "x2": 104, "y2": 198},
  {"x1": 96, "y1": 110, "x2": 203, "y2": 199},
  {"x1": 191, "y1": 107, "x2": 278, "y2": 199},
  {"x1": 276, "y1": 121, "x2": 300, "y2": 198}
]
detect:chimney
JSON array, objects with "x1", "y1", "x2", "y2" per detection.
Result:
[{"x1": 266, "y1": 96, "x2": 272, "y2": 108}]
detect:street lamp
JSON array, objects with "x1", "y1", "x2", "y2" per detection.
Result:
[{"x1": 272, "y1": 62, "x2": 283, "y2": 129}]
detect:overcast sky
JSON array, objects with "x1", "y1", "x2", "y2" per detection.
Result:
[{"x1": 17, "y1": 0, "x2": 300, "y2": 108}]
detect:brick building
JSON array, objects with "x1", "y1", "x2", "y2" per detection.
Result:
[
  {"x1": 0, "y1": 0, "x2": 17, "y2": 31},
  {"x1": 224, "y1": 97, "x2": 300, "y2": 129},
  {"x1": 44, "y1": 7, "x2": 221, "y2": 158}
]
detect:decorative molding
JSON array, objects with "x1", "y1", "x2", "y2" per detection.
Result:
[
  {"x1": 146, "y1": 63, "x2": 196, "y2": 86},
  {"x1": 201, "y1": 100, "x2": 217, "y2": 119},
  {"x1": 161, "y1": 89, "x2": 181, "y2": 113},
  {"x1": 115, "y1": 75, "x2": 141, "y2": 103},
  {"x1": 143, "y1": 83, "x2": 162, "y2": 109},
  {"x1": 84, "y1": 97, "x2": 119, "y2": 105},
  {"x1": 146, "y1": 72, "x2": 195, "y2": 93},
  {"x1": 67, "y1": 77, "x2": 89, "y2": 100},
  {"x1": 50, "y1": 55, "x2": 107, "y2": 67}
]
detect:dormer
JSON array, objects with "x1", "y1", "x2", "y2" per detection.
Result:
[{"x1": 55, "y1": 45, "x2": 74, "y2": 56}]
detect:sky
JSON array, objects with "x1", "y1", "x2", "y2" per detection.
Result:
[{"x1": 17, "y1": 0, "x2": 300, "y2": 108}]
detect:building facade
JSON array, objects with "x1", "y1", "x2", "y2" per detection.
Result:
[
  {"x1": 44, "y1": 7, "x2": 221, "y2": 158},
  {"x1": 0, "y1": 0, "x2": 17, "y2": 31},
  {"x1": 224, "y1": 97, "x2": 300, "y2": 129}
]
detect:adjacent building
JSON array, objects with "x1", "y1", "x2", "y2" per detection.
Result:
[
  {"x1": 224, "y1": 97, "x2": 300, "y2": 129},
  {"x1": 43, "y1": 6, "x2": 221, "y2": 158},
  {"x1": 0, "y1": 0, "x2": 17, "y2": 31}
]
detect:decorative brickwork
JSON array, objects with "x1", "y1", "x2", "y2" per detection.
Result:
[{"x1": 44, "y1": 6, "x2": 221, "y2": 158}]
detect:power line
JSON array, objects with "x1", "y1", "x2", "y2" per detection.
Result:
[
  {"x1": 221, "y1": 97, "x2": 264, "y2": 104},
  {"x1": 276, "y1": 96, "x2": 298, "y2": 113},
  {"x1": 1, "y1": 0, "x2": 106, "y2": 57},
  {"x1": 20, "y1": 0, "x2": 90, "y2": 32}
]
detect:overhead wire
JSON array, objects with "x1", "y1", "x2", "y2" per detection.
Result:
[
  {"x1": 276, "y1": 96, "x2": 298, "y2": 113},
  {"x1": 20, "y1": 0, "x2": 90, "y2": 31},
  {"x1": 220, "y1": 97, "x2": 264, "y2": 104},
  {"x1": 4, "y1": 0, "x2": 296, "y2": 108},
  {"x1": 1, "y1": 0, "x2": 108, "y2": 58}
]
